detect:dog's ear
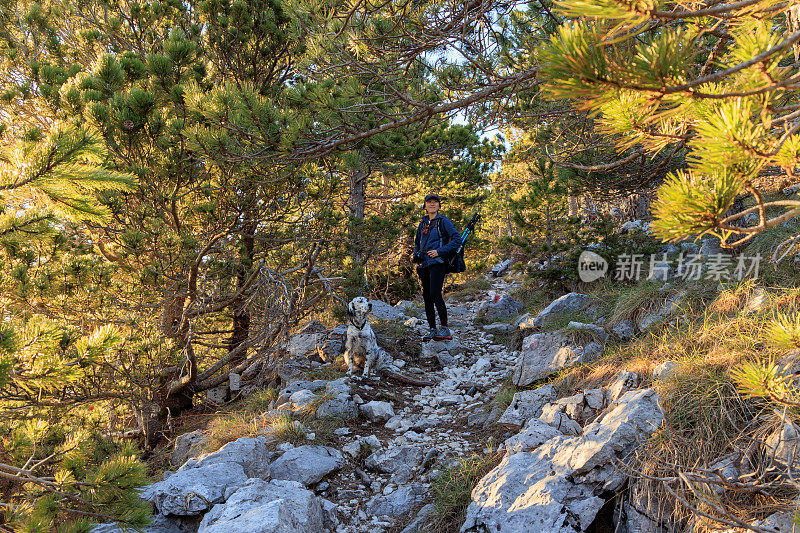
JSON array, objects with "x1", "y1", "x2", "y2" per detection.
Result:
[
  {"x1": 368, "y1": 301, "x2": 373, "y2": 313},
  {"x1": 346, "y1": 303, "x2": 355, "y2": 319}
]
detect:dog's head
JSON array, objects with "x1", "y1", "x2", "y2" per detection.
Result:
[{"x1": 347, "y1": 296, "x2": 372, "y2": 325}]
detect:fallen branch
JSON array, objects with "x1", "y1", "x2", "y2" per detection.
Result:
[{"x1": 378, "y1": 367, "x2": 434, "y2": 387}]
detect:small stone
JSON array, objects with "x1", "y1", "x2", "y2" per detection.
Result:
[
  {"x1": 360, "y1": 401, "x2": 395, "y2": 422},
  {"x1": 612, "y1": 320, "x2": 636, "y2": 341},
  {"x1": 653, "y1": 361, "x2": 679, "y2": 380},
  {"x1": 583, "y1": 389, "x2": 605, "y2": 411}
]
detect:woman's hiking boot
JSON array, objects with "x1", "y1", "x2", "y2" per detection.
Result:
[
  {"x1": 434, "y1": 326, "x2": 452, "y2": 341},
  {"x1": 422, "y1": 327, "x2": 437, "y2": 342}
]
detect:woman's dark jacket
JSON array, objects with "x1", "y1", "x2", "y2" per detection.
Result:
[{"x1": 413, "y1": 214, "x2": 462, "y2": 269}]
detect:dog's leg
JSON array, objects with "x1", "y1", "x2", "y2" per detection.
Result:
[
  {"x1": 362, "y1": 350, "x2": 372, "y2": 378},
  {"x1": 344, "y1": 336, "x2": 355, "y2": 376},
  {"x1": 345, "y1": 350, "x2": 354, "y2": 376}
]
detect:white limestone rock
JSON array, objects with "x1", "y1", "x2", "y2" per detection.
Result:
[
  {"x1": 496, "y1": 384, "x2": 557, "y2": 429},
  {"x1": 652, "y1": 361, "x2": 679, "y2": 381},
  {"x1": 270, "y1": 445, "x2": 344, "y2": 487},
  {"x1": 198, "y1": 479, "x2": 326, "y2": 533},
  {"x1": 171, "y1": 430, "x2": 208, "y2": 467},
  {"x1": 512, "y1": 332, "x2": 580, "y2": 386},
  {"x1": 502, "y1": 418, "x2": 561, "y2": 456},
  {"x1": 365, "y1": 446, "x2": 423, "y2": 474},
  {"x1": 365, "y1": 484, "x2": 428, "y2": 516},
  {"x1": 360, "y1": 400, "x2": 395, "y2": 422},
  {"x1": 462, "y1": 389, "x2": 664, "y2": 533},
  {"x1": 531, "y1": 293, "x2": 597, "y2": 330}
]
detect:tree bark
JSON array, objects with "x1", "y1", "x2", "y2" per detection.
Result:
[
  {"x1": 348, "y1": 167, "x2": 369, "y2": 265},
  {"x1": 789, "y1": 6, "x2": 800, "y2": 63},
  {"x1": 228, "y1": 209, "x2": 256, "y2": 369},
  {"x1": 568, "y1": 194, "x2": 579, "y2": 217}
]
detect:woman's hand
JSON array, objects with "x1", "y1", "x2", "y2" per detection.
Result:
[{"x1": 427, "y1": 249, "x2": 439, "y2": 258}]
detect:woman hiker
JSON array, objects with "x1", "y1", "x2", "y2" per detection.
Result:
[{"x1": 412, "y1": 193, "x2": 462, "y2": 342}]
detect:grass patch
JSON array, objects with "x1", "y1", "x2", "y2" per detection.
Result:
[
  {"x1": 541, "y1": 310, "x2": 596, "y2": 332},
  {"x1": 203, "y1": 412, "x2": 258, "y2": 452},
  {"x1": 490, "y1": 377, "x2": 517, "y2": 412},
  {"x1": 448, "y1": 276, "x2": 492, "y2": 299},
  {"x1": 428, "y1": 451, "x2": 504, "y2": 532},
  {"x1": 296, "y1": 390, "x2": 337, "y2": 418},
  {"x1": 509, "y1": 281, "x2": 552, "y2": 315},
  {"x1": 259, "y1": 411, "x2": 309, "y2": 445},
  {"x1": 740, "y1": 208, "x2": 800, "y2": 287},
  {"x1": 372, "y1": 319, "x2": 422, "y2": 359},
  {"x1": 304, "y1": 416, "x2": 343, "y2": 446},
  {"x1": 608, "y1": 280, "x2": 674, "y2": 326},
  {"x1": 241, "y1": 387, "x2": 278, "y2": 412}
]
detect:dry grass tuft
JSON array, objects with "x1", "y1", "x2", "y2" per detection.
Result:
[
  {"x1": 203, "y1": 412, "x2": 258, "y2": 452},
  {"x1": 428, "y1": 451, "x2": 505, "y2": 533},
  {"x1": 447, "y1": 276, "x2": 492, "y2": 299},
  {"x1": 260, "y1": 411, "x2": 308, "y2": 445},
  {"x1": 608, "y1": 281, "x2": 672, "y2": 326},
  {"x1": 296, "y1": 390, "x2": 336, "y2": 418},
  {"x1": 490, "y1": 377, "x2": 517, "y2": 412}
]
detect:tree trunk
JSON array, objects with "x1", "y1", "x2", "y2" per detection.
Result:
[
  {"x1": 630, "y1": 193, "x2": 650, "y2": 220},
  {"x1": 228, "y1": 211, "x2": 255, "y2": 369},
  {"x1": 789, "y1": 6, "x2": 800, "y2": 63},
  {"x1": 568, "y1": 194, "x2": 579, "y2": 217},
  {"x1": 348, "y1": 168, "x2": 369, "y2": 265}
]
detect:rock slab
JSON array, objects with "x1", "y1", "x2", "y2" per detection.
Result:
[
  {"x1": 462, "y1": 389, "x2": 664, "y2": 533},
  {"x1": 198, "y1": 478, "x2": 327, "y2": 533},
  {"x1": 270, "y1": 445, "x2": 344, "y2": 486}
]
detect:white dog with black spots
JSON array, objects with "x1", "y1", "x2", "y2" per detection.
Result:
[{"x1": 343, "y1": 296, "x2": 385, "y2": 377}]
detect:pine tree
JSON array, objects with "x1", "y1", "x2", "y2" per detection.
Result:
[
  {"x1": 537, "y1": 1, "x2": 800, "y2": 251},
  {"x1": 0, "y1": 91, "x2": 149, "y2": 532}
]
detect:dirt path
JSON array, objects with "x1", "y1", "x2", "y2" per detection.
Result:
[{"x1": 325, "y1": 276, "x2": 522, "y2": 532}]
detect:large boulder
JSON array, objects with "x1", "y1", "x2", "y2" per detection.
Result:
[
  {"x1": 497, "y1": 385, "x2": 557, "y2": 429},
  {"x1": 183, "y1": 436, "x2": 271, "y2": 479},
  {"x1": 198, "y1": 479, "x2": 327, "y2": 533},
  {"x1": 531, "y1": 293, "x2": 597, "y2": 330},
  {"x1": 316, "y1": 382, "x2": 358, "y2": 419},
  {"x1": 285, "y1": 321, "x2": 344, "y2": 362},
  {"x1": 462, "y1": 389, "x2": 664, "y2": 533},
  {"x1": 270, "y1": 445, "x2": 344, "y2": 486},
  {"x1": 606, "y1": 371, "x2": 640, "y2": 403},
  {"x1": 141, "y1": 437, "x2": 271, "y2": 516},
  {"x1": 140, "y1": 462, "x2": 248, "y2": 516},
  {"x1": 370, "y1": 299, "x2": 406, "y2": 320},
  {"x1": 476, "y1": 294, "x2": 524, "y2": 323},
  {"x1": 539, "y1": 404, "x2": 582, "y2": 436},
  {"x1": 512, "y1": 332, "x2": 579, "y2": 386}
]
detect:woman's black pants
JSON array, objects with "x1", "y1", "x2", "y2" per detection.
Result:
[{"x1": 418, "y1": 262, "x2": 448, "y2": 329}]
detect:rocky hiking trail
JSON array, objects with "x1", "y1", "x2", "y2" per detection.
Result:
[{"x1": 92, "y1": 271, "x2": 796, "y2": 533}]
